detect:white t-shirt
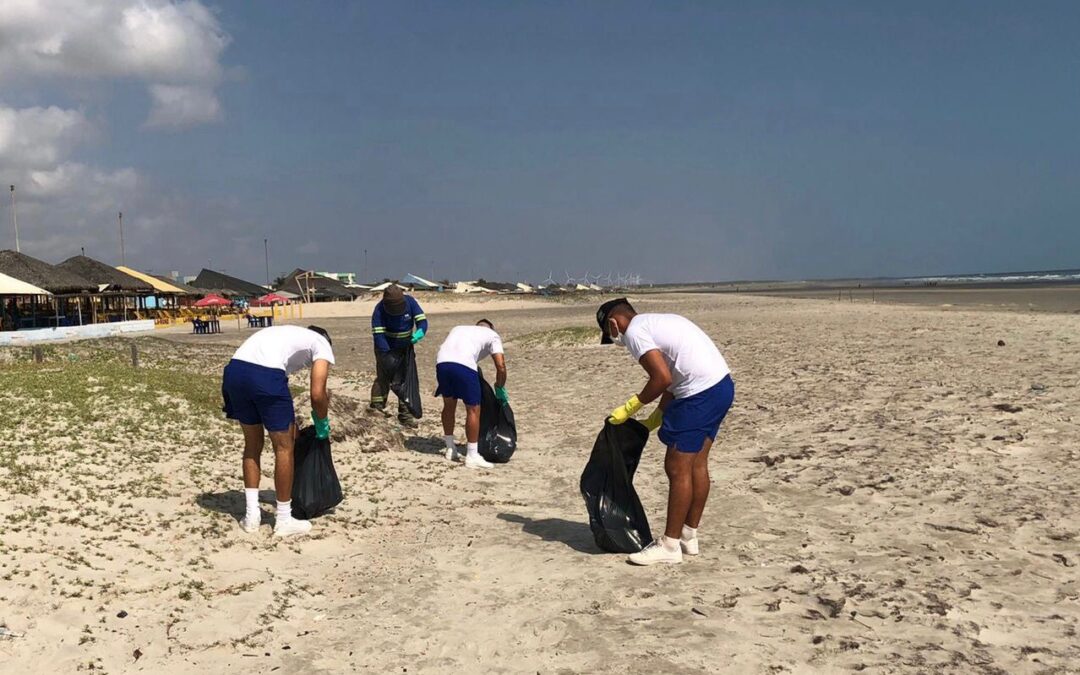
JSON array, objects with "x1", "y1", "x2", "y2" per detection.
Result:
[
  {"x1": 232, "y1": 325, "x2": 335, "y2": 374},
  {"x1": 621, "y1": 313, "x2": 729, "y2": 399},
  {"x1": 436, "y1": 325, "x2": 504, "y2": 371}
]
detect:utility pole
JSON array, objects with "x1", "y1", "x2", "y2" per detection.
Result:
[
  {"x1": 10, "y1": 185, "x2": 19, "y2": 253},
  {"x1": 264, "y1": 237, "x2": 270, "y2": 287},
  {"x1": 363, "y1": 248, "x2": 368, "y2": 281},
  {"x1": 118, "y1": 211, "x2": 125, "y2": 266}
]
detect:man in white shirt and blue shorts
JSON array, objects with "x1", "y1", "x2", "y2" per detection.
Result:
[
  {"x1": 434, "y1": 319, "x2": 508, "y2": 470},
  {"x1": 221, "y1": 325, "x2": 335, "y2": 537},
  {"x1": 598, "y1": 298, "x2": 735, "y2": 565}
]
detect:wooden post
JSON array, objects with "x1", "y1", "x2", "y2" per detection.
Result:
[
  {"x1": 32, "y1": 346, "x2": 43, "y2": 363},
  {"x1": 131, "y1": 343, "x2": 139, "y2": 368}
]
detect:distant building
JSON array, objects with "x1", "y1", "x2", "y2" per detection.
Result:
[{"x1": 317, "y1": 271, "x2": 356, "y2": 285}]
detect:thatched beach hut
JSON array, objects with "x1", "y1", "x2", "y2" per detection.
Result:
[
  {"x1": 57, "y1": 255, "x2": 156, "y2": 323},
  {"x1": 191, "y1": 269, "x2": 267, "y2": 299},
  {"x1": 277, "y1": 268, "x2": 359, "y2": 302},
  {"x1": 0, "y1": 249, "x2": 96, "y2": 328},
  {"x1": 57, "y1": 255, "x2": 153, "y2": 293}
]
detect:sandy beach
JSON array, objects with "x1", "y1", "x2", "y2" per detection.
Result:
[{"x1": 1, "y1": 292, "x2": 1078, "y2": 673}]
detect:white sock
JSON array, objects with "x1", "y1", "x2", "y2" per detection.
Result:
[
  {"x1": 682, "y1": 525, "x2": 698, "y2": 541},
  {"x1": 245, "y1": 488, "x2": 260, "y2": 521},
  {"x1": 443, "y1": 435, "x2": 457, "y2": 451},
  {"x1": 466, "y1": 442, "x2": 479, "y2": 459},
  {"x1": 661, "y1": 536, "x2": 681, "y2": 552},
  {"x1": 276, "y1": 500, "x2": 293, "y2": 523}
]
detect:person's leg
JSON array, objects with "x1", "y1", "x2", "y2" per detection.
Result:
[
  {"x1": 370, "y1": 351, "x2": 389, "y2": 411},
  {"x1": 629, "y1": 444, "x2": 694, "y2": 565},
  {"x1": 240, "y1": 423, "x2": 265, "y2": 531},
  {"x1": 664, "y1": 447, "x2": 697, "y2": 540},
  {"x1": 441, "y1": 397, "x2": 460, "y2": 460},
  {"x1": 441, "y1": 396, "x2": 458, "y2": 436},
  {"x1": 464, "y1": 404, "x2": 480, "y2": 444},
  {"x1": 268, "y1": 424, "x2": 311, "y2": 536},
  {"x1": 397, "y1": 398, "x2": 417, "y2": 428},
  {"x1": 463, "y1": 404, "x2": 492, "y2": 469},
  {"x1": 685, "y1": 437, "x2": 714, "y2": 530}
]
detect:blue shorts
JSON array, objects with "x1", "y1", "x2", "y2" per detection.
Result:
[
  {"x1": 221, "y1": 359, "x2": 295, "y2": 432},
  {"x1": 659, "y1": 376, "x2": 735, "y2": 453},
  {"x1": 434, "y1": 362, "x2": 481, "y2": 406}
]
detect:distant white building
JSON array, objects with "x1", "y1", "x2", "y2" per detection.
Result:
[{"x1": 317, "y1": 271, "x2": 357, "y2": 285}]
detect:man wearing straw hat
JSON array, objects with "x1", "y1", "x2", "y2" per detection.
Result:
[{"x1": 370, "y1": 285, "x2": 428, "y2": 427}]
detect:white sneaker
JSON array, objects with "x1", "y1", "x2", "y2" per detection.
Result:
[
  {"x1": 273, "y1": 517, "x2": 312, "y2": 537},
  {"x1": 680, "y1": 537, "x2": 699, "y2": 556},
  {"x1": 239, "y1": 516, "x2": 261, "y2": 533},
  {"x1": 445, "y1": 446, "x2": 461, "y2": 462},
  {"x1": 628, "y1": 539, "x2": 683, "y2": 566},
  {"x1": 464, "y1": 454, "x2": 494, "y2": 469}
]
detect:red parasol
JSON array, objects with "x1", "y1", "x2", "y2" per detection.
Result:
[
  {"x1": 194, "y1": 293, "x2": 232, "y2": 308},
  {"x1": 251, "y1": 292, "x2": 289, "y2": 306}
]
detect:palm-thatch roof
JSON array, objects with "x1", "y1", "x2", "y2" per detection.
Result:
[
  {"x1": 151, "y1": 274, "x2": 201, "y2": 295},
  {"x1": 0, "y1": 249, "x2": 96, "y2": 294},
  {"x1": 190, "y1": 268, "x2": 267, "y2": 298},
  {"x1": 57, "y1": 255, "x2": 153, "y2": 293},
  {"x1": 277, "y1": 268, "x2": 359, "y2": 301}
]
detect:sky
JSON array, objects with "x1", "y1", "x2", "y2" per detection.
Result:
[{"x1": 1, "y1": 1, "x2": 1078, "y2": 285}]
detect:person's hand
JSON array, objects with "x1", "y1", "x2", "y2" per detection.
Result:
[
  {"x1": 312, "y1": 412, "x2": 331, "y2": 440},
  {"x1": 494, "y1": 385, "x2": 509, "y2": 405},
  {"x1": 608, "y1": 395, "x2": 643, "y2": 425},
  {"x1": 643, "y1": 406, "x2": 663, "y2": 432},
  {"x1": 410, "y1": 328, "x2": 425, "y2": 344}
]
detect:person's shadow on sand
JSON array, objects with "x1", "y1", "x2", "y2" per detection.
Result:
[
  {"x1": 197, "y1": 489, "x2": 278, "y2": 525},
  {"x1": 404, "y1": 435, "x2": 446, "y2": 456},
  {"x1": 498, "y1": 513, "x2": 601, "y2": 554}
]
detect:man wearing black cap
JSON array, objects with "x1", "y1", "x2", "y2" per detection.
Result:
[
  {"x1": 370, "y1": 285, "x2": 428, "y2": 427},
  {"x1": 596, "y1": 298, "x2": 735, "y2": 566}
]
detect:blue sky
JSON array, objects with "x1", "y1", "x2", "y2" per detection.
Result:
[{"x1": 2, "y1": 1, "x2": 1078, "y2": 283}]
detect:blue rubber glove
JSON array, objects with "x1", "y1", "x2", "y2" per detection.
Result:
[
  {"x1": 494, "y1": 385, "x2": 509, "y2": 405},
  {"x1": 410, "y1": 328, "x2": 425, "y2": 344},
  {"x1": 312, "y1": 412, "x2": 331, "y2": 440}
]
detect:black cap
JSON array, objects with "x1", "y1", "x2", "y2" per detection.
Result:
[{"x1": 596, "y1": 297, "x2": 631, "y2": 344}]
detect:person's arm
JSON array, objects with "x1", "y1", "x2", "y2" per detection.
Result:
[
  {"x1": 371, "y1": 306, "x2": 389, "y2": 352},
  {"x1": 609, "y1": 349, "x2": 671, "y2": 424},
  {"x1": 636, "y1": 350, "x2": 672, "y2": 405},
  {"x1": 492, "y1": 353, "x2": 507, "y2": 389},
  {"x1": 310, "y1": 359, "x2": 330, "y2": 419},
  {"x1": 411, "y1": 297, "x2": 428, "y2": 335},
  {"x1": 643, "y1": 390, "x2": 674, "y2": 432}
]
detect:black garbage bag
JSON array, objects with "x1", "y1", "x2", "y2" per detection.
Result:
[
  {"x1": 379, "y1": 346, "x2": 423, "y2": 419},
  {"x1": 291, "y1": 426, "x2": 343, "y2": 520},
  {"x1": 478, "y1": 370, "x2": 517, "y2": 463},
  {"x1": 579, "y1": 419, "x2": 653, "y2": 553}
]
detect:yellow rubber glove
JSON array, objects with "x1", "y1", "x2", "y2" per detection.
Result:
[
  {"x1": 643, "y1": 407, "x2": 663, "y2": 432},
  {"x1": 609, "y1": 395, "x2": 643, "y2": 425}
]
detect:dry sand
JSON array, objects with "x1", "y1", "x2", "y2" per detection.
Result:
[{"x1": 1, "y1": 293, "x2": 1078, "y2": 673}]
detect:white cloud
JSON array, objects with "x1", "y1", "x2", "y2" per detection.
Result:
[
  {"x1": 0, "y1": 0, "x2": 231, "y2": 128},
  {"x1": 0, "y1": 105, "x2": 95, "y2": 168},
  {"x1": 145, "y1": 84, "x2": 222, "y2": 129}
]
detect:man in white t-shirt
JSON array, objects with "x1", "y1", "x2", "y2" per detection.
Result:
[
  {"x1": 222, "y1": 325, "x2": 335, "y2": 537},
  {"x1": 434, "y1": 319, "x2": 508, "y2": 469},
  {"x1": 597, "y1": 298, "x2": 735, "y2": 566}
]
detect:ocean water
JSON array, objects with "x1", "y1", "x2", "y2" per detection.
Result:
[{"x1": 899, "y1": 269, "x2": 1080, "y2": 286}]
